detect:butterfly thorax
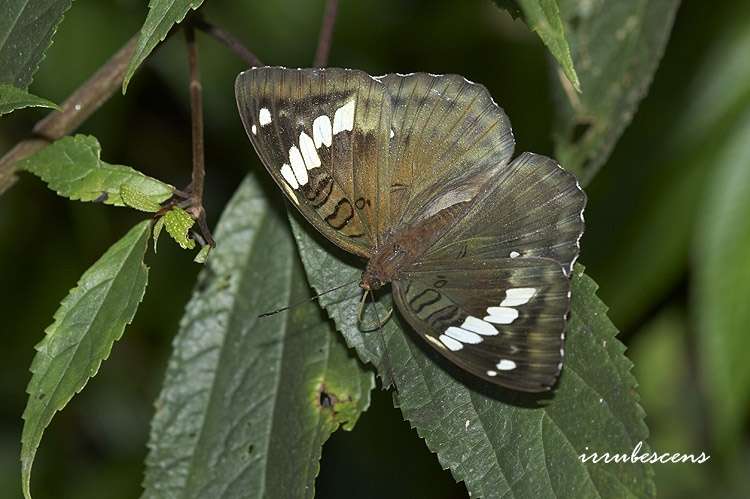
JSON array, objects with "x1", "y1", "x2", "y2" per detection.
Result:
[{"x1": 361, "y1": 201, "x2": 471, "y2": 291}]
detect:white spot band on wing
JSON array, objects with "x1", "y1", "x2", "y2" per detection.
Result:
[
  {"x1": 445, "y1": 326, "x2": 483, "y2": 344},
  {"x1": 332, "y1": 99, "x2": 355, "y2": 134},
  {"x1": 439, "y1": 334, "x2": 462, "y2": 351},
  {"x1": 299, "y1": 131, "x2": 321, "y2": 169},
  {"x1": 251, "y1": 124, "x2": 257, "y2": 135},
  {"x1": 288, "y1": 146, "x2": 308, "y2": 185},
  {"x1": 500, "y1": 287, "x2": 536, "y2": 307},
  {"x1": 460, "y1": 316, "x2": 498, "y2": 336},
  {"x1": 484, "y1": 306, "x2": 518, "y2": 324},
  {"x1": 313, "y1": 115, "x2": 333, "y2": 147},
  {"x1": 280, "y1": 164, "x2": 299, "y2": 189},
  {"x1": 259, "y1": 108, "x2": 272, "y2": 126}
]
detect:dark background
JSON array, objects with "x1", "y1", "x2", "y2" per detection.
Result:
[{"x1": 1, "y1": 1, "x2": 747, "y2": 498}]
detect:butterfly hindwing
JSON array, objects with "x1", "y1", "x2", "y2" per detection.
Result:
[
  {"x1": 393, "y1": 257, "x2": 570, "y2": 392},
  {"x1": 421, "y1": 152, "x2": 586, "y2": 275},
  {"x1": 235, "y1": 67, "x2": 394, "y2": 256}
]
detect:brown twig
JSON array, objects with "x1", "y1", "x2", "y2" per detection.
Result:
[
  {"x1": 314, "y1": 0, "x2": 339, "y2": 67},
  {"x1": 0, "y1": 35, "x2": 139, "y2": 194},
  {"x1": 184, "y1": 26, "x2": 215, "y2": 247},
  {"x1": 192, "y1": 16, "x2": 262, "y2": 67}
]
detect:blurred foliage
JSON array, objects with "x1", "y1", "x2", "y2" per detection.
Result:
[{"x1": 2, "y1": 0, "x2": 750, "y2": 498}]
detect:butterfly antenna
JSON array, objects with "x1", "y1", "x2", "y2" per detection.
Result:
[{"x1": 259, "y1": 279, "x2": 359, "y2": 318}]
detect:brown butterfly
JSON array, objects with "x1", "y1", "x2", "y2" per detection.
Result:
[{"x1": 235, "y1": 67, "x2": 585, "y2": 392}]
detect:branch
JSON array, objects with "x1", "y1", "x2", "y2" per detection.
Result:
[
  {"x1": 0, "y1": 35, "x2": 138, "y2": 194},
  {"x1": 184, "y1": 26, "x2": 214, "y2": 247},
  {"x1": 193, "y1": 17, "x2": 262, "y2": 67},
  {"x1": 314, "y1": 0, "x2": 339, "y2": 67}
]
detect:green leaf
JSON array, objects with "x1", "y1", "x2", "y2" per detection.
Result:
[
  {"x1": 497, "y1": 0, "x2": 580, "y2": 92},
  {"x1": 21, "y1": 221, "x2": 151, "y2": 499},
  {"x1": 152, "y1": 217, "x2": 165, "y2": 253},
  {"x1": 694, "y1": 109, "x2": 750, "y2": 453},
  {"x1": 142, "y1": 176, "x2": 373, "y2": 499},
  {"x1": 0, "y1": 83, "x2": 57, "y2": 115},
  {"x1": 121, "y1": 184, "x2": 163, "y2": 212},
  {"x1": 193, "y1": 243, "x2": 210, "y2": 263},
  {"x1": 162, "y1": 206, "x2": 195, "y2": 249},
  {"x1": 123, "y1": 0, "x2": 204, "y2": 93},
  {"x1": 553, "y1": 0, "x2": 681, "y2": 184},
  {"x1": 0, "y1": 0, "x2": 72, "y2": 88},
  {"x1": 293, "y1": 220, "x2": 654, "y2": 499},
  {"x1": 18, "y1": 134, "x2": 174, "y2": 206}
]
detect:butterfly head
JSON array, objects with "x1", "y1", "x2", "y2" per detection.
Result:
[{"x1": 359, "y1": 271, "x2": 385, "y2": 292}]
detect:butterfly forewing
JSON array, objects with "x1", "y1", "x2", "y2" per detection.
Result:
[
  {"x1": 422, "y1": 152, "x2": 586, "y2": 276},
  {"x1": 377, "y1": 73, "x2": 515, "y2": 227},
  {"x1": 393, "y1": 257, "x2": 570, "y2": 391},
  {"x1": 235, "y1": 67, "x2": 393, "y2": 256}
]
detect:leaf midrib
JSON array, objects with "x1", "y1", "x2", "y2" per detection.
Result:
[
  {"x1": 179, "y1": 210, "x2": 295, "y2": 499},
  {"x1": 256, "y1": 237, "x2": 296, "y2": 499}
]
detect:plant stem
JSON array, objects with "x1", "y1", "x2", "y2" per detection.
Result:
[
  {"x1": 314, "y1": 0, "x2": 339, "y2": 67},
  {"x1": 0, "y1": 35, "x2": 139, "y2": 194},
  {"x1": 193, "y1": 16, "x2": 263, "y2": 67},
  {"x1": 185, "y1": 26, "x2": 215, "y2": 247}
]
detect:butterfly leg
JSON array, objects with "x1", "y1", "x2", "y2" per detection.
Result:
[{"x1": 357, "y1": 289, "x2": 394, "y2": 332}]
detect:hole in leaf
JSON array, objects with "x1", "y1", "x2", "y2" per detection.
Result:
[
  {"x1": 247, "y1": 444, "x2": 254, "y2": 455},
  {"x1": 570, "y1": 121, "x2": 593, "y2": 145},
  {"x1": 569, "y1": 14, "x2": 582, "y2": 30},
  {"x1": 320, "y1": 390, "x2": 333, "y2": 409}
]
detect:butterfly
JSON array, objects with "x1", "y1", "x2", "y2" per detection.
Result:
[{"x1": 235, "y1": 67, "x2": 585, "y2": 392}]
